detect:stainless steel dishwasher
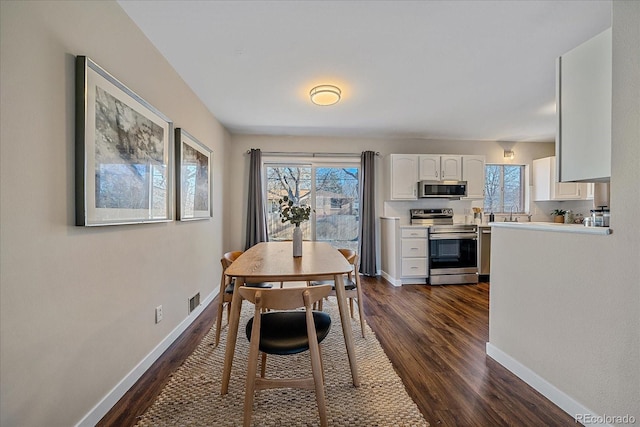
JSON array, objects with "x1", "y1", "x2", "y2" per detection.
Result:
[{"x1": 478, "y1": 227, "x2": 491, "y2": 281}]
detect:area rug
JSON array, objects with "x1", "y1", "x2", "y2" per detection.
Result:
[{"x1": 135, "y1": 298, "x2": 429, "y2": 426}]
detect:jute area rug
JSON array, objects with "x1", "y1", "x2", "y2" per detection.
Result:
[{"x1": 135, "y1": 297, "x2": 429, "y2": 426}]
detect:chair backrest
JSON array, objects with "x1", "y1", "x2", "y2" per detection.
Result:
[
  {"x1": 337, "y1": 249, "x2": 359, "y2": 280},
  {"x1": 221, "y1": 251, "x2": 243, "y2": 270},
  {"x1": 239, "y1": 285, "x2": 332, "y2": 311},
  {"x1": 338, "y1": 248, "x2": 356, "y2": 265}
]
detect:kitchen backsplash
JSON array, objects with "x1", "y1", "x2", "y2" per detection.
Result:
[{"x1": 383, "y1": 198, "x2": 598, "y2": 225}]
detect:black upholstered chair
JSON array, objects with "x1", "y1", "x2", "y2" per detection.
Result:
[
  {"x1": 239, "y1": 285, "x2": 332, "y2": 427},
  {"x1": 214, "y1": 251, "x2": 273, "y2": 347}
]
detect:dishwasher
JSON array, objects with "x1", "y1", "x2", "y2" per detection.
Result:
[{"x1": 478, "y1": 227, "x2": 491, "y2": 281}]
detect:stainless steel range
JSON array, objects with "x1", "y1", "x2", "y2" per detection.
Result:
[{"x1": 410, "y1": 209, "x2": 478, "y2": 285}]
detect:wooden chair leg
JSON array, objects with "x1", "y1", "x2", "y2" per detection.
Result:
[
  {"x1": 356, "y1": 299, "x2": 366, "y2": 339},
  {"x1": 215, "y1": 301, "x2": 224, "y2": 347},
  {"x1": 244, "y1": 310, "x2": 262, "y2": 427},
  {"x1": 349, "y1": 298, "x2": 354, "y2": 318},
  {"x1": 307, "y1": 312, "x2": 328, "y2": 427},
  {"x1": 260, "y1": 352, "x2": 267, "y2": 378}
]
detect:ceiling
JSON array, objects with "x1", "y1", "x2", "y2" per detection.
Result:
[{"x1": 118, "y1": 0, "x2": 611, "y2": 142}]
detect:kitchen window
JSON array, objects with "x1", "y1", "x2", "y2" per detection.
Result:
[
  {"x1": 264, "y1": 161, "x2": 360, "y2": 251},
  {"x1": 484, "y1": 164, "x2": 525, "y2": 213}
]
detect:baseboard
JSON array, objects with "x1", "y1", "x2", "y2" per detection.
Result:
[
  {"x1": 486, "y1": 342, "x2": 610, "y2": 427},
  {"x1": 76, "y1": 290, "x2": 216, "y2": 427},
  {"x1": 380, "y1": 270, "x2": 401, "y2": 286}
]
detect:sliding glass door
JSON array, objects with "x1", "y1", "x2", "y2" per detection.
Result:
[{"x1": 265, "y1": 162, "x2": 360, "y2": 251}]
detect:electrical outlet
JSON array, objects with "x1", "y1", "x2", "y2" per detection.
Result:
[{"x1": 155, "y1": 305, "x2": 163, "y2": 323}]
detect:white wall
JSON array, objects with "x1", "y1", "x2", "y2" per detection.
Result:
[
  {"x1": 0, "y1": 2, "x2": 227, "y2": 425},
  {"x1": 489, "y1": 1, "x2": 639, "y2": 422},
  {"x1": 226, "y1": 134, "x2": 555, "y2": 252}
]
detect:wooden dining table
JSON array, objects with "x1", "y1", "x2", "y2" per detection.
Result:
[{"x1": 220, "y1": 241, "x2": 360, "y2": 394}]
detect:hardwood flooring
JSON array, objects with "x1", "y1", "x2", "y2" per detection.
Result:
[{"x1": 99, "y1": 277, "x2": 577, "y2": 426}]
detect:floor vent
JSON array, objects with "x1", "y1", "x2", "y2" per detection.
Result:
[{"x1": 188, "y1": 292, "x2": 200, "y2": 314}]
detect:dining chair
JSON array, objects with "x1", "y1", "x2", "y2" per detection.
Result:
[
  {"x1": 214, "y1": 251, "x2": 273, "y2": 347},
  {"x1": 310, "y1": 248, "x2": 366, "y2": 338},
  {"x1": 239, "y1": 285, "x2": 333, "y2": 427}
]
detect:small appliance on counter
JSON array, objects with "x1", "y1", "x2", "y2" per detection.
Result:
[
  {"x1": 410, "y1": 209, "x2": 479, "y2": 285},
  {"x1": 588, "y1": 206, "x2": 610, "y2": 227}
]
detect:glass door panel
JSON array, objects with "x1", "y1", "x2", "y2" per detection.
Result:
[{"x1": 315, "y1": 167, "x2": 359, "y2": 251}]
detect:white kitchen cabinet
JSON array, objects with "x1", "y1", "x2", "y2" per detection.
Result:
[
  {"x1": 388, "y1": 154, "x2": 419, "y2": 200},
  {"x1": 462, "y1": 155, "x2": 486, "y2": 199},
  {"x1": 585, "y1": 183, "x2": 595, "y2": 200},
  {"x1": 400, "y1": 227, "x2": 428, "y2": 282},
  {"x1": 557, "y1": 28, "x2": 611, "y2": 182},
  {"x1": 533, "y1": 156, "x2": 592, "y2": 201},
  {"x1": 380, "y1": 218, "x2": 429, "y2": 286},
  {"x1": 418, "y1": 155, "x2": 462, "y2": 181}
]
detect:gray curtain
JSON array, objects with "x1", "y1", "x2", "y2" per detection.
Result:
[
  {"x1": 358, "y1": 151, "x2": 377, "y2": 276},
  {"x1": 245, "y1": 149, "x2": 269, "y2": 250}
]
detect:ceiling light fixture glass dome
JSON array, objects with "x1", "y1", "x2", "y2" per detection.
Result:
[{"x1": 309, "y1": 85, "x2": 341, "y2": 106}]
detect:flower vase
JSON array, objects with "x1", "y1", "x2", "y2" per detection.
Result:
[{"x1": 292, "y1": 225, "x2": 302, "y2": 257}]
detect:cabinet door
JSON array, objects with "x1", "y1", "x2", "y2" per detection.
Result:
[
  {"x1": 554, "y1": 182, "x2": 582, "y2": 200},
  {"x1": 557, "y1": 28, "x2": 611, "y2": 182},
  {"x1": 585, "y1": 183, "x2": 595, "y2": 200},
  {"x1": 462, "y1": 155, "x2": 485, "y2": 199},
  {"x1": 440, "y1": 156, "x2": 462, "y2": 180},
  {"x1": 418, "y1": 155, "x2": 440, "y2": 180},
  {"x1": 390, "y1": 155, "x2": 418, "y2": 199}
]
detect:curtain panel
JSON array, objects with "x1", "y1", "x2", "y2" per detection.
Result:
[
  {"x1": 358, "y1": 151, "x2": 376, "y2": 276},
  {"x1": 245, "y1": 149, "x2": 269, "y2": 250}
]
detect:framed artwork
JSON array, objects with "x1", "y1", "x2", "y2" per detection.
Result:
[
  {"x1": 175, "y1": 129, "x2": 212, "y2": 221},
  {"x1": 75, "y1": 56, "x2": 173, "y2": 226}
]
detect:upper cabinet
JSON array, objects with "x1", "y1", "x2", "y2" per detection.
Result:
[
  {"x1": 557, "y1": 28, "x2": 611, "y2": 182},
  {"x1": 533, "y1": 156, "x2": 592, "y2": 201},
  {"x1": 419, "y1": 155, "x2": 462, "y2": 181},
  {"x1": 388, "y1": 154, "x2": 419, "y2": 200},
  {"x1": 386, "y1": 154, "x2": 484, "y2": 200},
  {"x1": 462, "y1": 155, "x2": 486, "y2": 199}
]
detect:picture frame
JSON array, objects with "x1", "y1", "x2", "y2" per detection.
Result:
[
  {"x1": 175, "y1": 129, "x2": 212, "y2": 221},
  {"x1": 75, "y1": 56, "x2": 173, "y2": 226}
]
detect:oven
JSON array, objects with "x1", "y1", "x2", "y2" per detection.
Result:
[{"x1": 428, "y1": 224, "x2": 478, "y2": 285}]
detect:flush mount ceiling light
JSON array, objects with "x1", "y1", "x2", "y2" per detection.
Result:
[{"x1": 309, "y1": 85, "x2": 341, "y2": 106}]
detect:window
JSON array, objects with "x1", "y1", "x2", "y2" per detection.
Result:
[
  {"x1": 484, "y1": 164, "x2": 525, "y2": 213},
  {"x1": 265, "y1": 162, "x2": 360, "y2": 251}
]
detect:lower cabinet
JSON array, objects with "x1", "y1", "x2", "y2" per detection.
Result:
[
  {"x1": 400, "y1": 228, "x2": 428, "y2": 279},
  {"x1": 381, "y1": 217, "x2": 429, "y2": 286}
]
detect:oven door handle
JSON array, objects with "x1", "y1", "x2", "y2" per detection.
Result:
[{"x1": 429, "y1": 233, "x2": 478, "y2": 240}]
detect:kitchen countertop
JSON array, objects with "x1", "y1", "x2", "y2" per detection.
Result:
[{"x1": 491, "y1": 221, "x2": 611, "y2": 235}]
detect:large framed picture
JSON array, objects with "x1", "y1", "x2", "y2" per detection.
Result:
[
  {"x1": 175, "y1": 129, "x2": 212, "y2": 221},
  {"x1": 75, "y1": 56, "x2": 173, "y2": 226}
]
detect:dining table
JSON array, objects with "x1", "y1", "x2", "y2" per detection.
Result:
[{"x1": 220, "y1": 241, "x2": 360, "y2": 394}]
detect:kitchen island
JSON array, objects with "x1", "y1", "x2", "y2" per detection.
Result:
[{"x1": 487, "y1": 220, "x2": 630, "y2": 423}]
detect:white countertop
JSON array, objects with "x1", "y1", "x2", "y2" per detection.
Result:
[{"x1": 491, "y1": 221, "x2": 612, "y2": 235}]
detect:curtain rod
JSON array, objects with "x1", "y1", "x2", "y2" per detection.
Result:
[{"x1": 246, "y1": 150, "x2": 380, "y2": 157}]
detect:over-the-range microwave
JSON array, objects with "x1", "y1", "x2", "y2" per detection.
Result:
[{"x1": 418, "y1": 180, "x2": 467, "y2": 199}]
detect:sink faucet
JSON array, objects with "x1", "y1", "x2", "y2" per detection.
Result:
[{"x1": 509, "y1": 206, "x2": 514, "y2": 222}]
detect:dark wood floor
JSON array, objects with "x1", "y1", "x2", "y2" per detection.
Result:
[{"x1": 99, "y1": 277, "x2": 577, "y2": 426}]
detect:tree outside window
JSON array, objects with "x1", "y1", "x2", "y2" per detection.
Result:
[
  {"x1": 484, "y1": 164, "x2": 525, "y2": 213},
  {"x1": 265, "y1": 164, "x2": 359, "y2": 251}
]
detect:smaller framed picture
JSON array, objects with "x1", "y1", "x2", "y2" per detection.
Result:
[{"x1": 175, "y1": 129, "x2": 212, "y2": 221}]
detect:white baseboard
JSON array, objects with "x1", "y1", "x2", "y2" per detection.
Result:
[
  {"x1": 76, "y1": 290, "x2": 217, "y2": 427},
  {"x1": 486, "y1": 342, "x2": 611, "y2": 427},
  {"x1": 380, "y1": 270, "x2": 402, "y2": 286}
]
